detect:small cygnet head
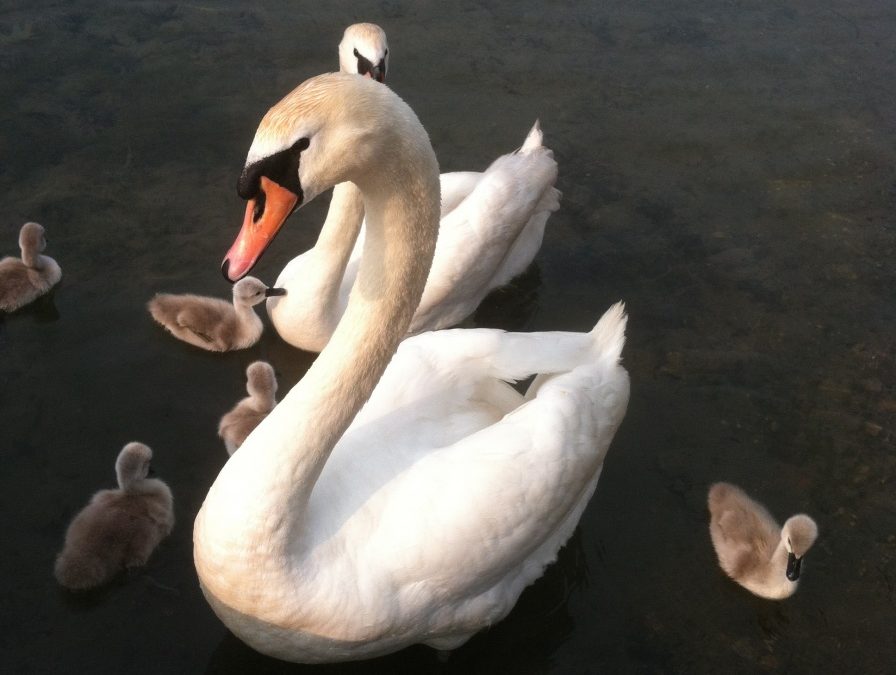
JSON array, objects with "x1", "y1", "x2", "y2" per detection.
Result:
[
  {"x1": 339, "y1": 23, "x2": 389, "y2": 82},
  {"x1": 19, "y1": 221, "x2": 47, "y2": 255},
  {"x1": 246, "y1": 360, "x2": 277, "y2": 400},
  {"x1": 115, "y1": 442, "x2": 154, "y2": 491},
  {"x1": 781, "y1": 514, "x2": 818, "y2": 581},
  {"x1": 232, "y1": 276, "x2": 286, "y2": 308}
]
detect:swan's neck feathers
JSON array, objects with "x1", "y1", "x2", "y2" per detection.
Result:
[
  {"x1": 303, "y1": 181, "x2": 365, "y2": 319},
  {"x1": 195, "y1": 95, "x2": 439, "y2": 623}
]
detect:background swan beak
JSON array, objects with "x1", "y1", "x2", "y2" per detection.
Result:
[
  {"x1": 786, "y1": 552, "x2": 802, "y2": 581},
  {"x1": 265, "y1": 287, "x2": 287, "y2": 297},
  {"x1": 222, "y1": 176, "x2": 298, "y2": 281}
]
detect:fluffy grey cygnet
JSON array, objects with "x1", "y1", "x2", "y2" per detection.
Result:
[
  {"x1": 0, "y1": 222, "x2": 62, "y2": 312},
  {"x1": 54, "y1": 442, "x2": 174, "y2": 590},
  {"x1": 218, "y1": 360, "x2": 279, "y2": 455},
  {"x1": 708, "y1": 482, "x2": 818, "y2": 599},
  {"x1": 147, "y1": 276, "x2": 286, "y2": 351}
]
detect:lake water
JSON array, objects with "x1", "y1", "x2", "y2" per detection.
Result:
[{"x1": 1, "y1": 1, "x2": 894, "y2": 672}]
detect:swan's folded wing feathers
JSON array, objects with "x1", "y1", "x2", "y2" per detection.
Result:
[
  {"x1": 364, "y1": 360, "x2": 628, "y2": 619},
  {"x1": 411, "y1": 147, "x2": 559, "y2": 332}
]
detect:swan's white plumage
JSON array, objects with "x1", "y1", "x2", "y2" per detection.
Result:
[
  {"x1": 338, "y1": 23, "x2": 389, "y2": 80},
  {"x1": 194, "y1": 73, "x2": 628, "y2": 663},
  {"x1": 269, "y1": 123, "x2": 559, "y2": 351}
]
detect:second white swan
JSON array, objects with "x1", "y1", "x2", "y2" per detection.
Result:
[{"x1": 265, "y1": 23, "x2": 560, "y2": 352}]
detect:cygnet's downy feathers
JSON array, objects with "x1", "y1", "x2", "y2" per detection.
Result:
[
  {"x1": 54, "y1": 442, "x2": 175, "y2": 590},
  {"x1": 147, "y1": 276, "x2": 285, "y2": 351},
  {"x1": 218, "y1": 360, "x2": 279, "y2": 455},
  {"x1": 0, "y1": 222, "x2": 62, "y2": 312}
]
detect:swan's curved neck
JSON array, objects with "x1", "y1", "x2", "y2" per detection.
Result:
[
  {"x1": 195, "y1": 128, "x2": 440, "y2": 618},
  {"x1": 303, "y1": 181, "x2": 365, "y2": 315}
]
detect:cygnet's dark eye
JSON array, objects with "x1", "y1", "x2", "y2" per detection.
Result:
[{"x1": 384, "y1": 48, "x2": 389, "y2": 56}]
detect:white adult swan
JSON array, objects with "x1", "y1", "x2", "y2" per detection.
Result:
[
  {"x1": 266, "y1": 24, "x2": 560, "y2": 352},
  {"x1": 195, "y1": 73, "x2": 629, "y2": 663}
]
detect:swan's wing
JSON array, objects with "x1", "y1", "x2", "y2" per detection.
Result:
[
  {"x1": 410, "y1": 134, "x2": 559, "y2": 333},
  {"x1": 308, "y1": 305, "x2": 628, "y2": 630},
  {"x1": 344, "y1": 170, "x2": 480, "y2": 270},
  {"x1": 364, "y1": 352, "x2": 629, "y2": 627},
  {"x1": 439, "y1": 171, "x2": 482, "y2": 217}
]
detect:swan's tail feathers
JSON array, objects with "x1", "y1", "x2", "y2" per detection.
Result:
[
  {"x1": 54, "y1": 551, "x2": 112, "y2": 590},
  {"x1": 589, "y1": 301, "x2": 627, "y2": 364},
  {"x1": 518, "y1": 120, "x2": 543, "y2": 154}
]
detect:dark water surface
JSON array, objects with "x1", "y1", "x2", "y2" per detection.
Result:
[{"x1": 2, "y1": 1, "x2": 894, "y2": 672}]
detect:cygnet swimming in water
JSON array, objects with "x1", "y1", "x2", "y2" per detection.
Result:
[
  {"x1": 147, "y1": 277, "x2": 285, "y2": 351},
  {"x1": 0, "y1": 222, "x2": 62, "y2": 312},
  {"x1": 218, "y1": 360, "x2": 279, "y2": 455},
  {"x1": 708, "y1": 482, "x2": 818, "y2": 599},
  {"x1": 54, "y1": 442, "x2": 175, "y2": 590}
]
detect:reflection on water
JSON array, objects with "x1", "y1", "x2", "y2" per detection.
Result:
[{"x1": 2, "y1": 1, "x2": 894, "y2": 673}]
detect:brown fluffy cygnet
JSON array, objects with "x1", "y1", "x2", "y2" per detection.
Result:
[
  {"x1": 54, "y1": 442, "x2": 174, "y2": 590},
  {"x1": 218, "y1": 360, "x2": 279, "y2": 455},
  {"x1": 708, "y1": 482, "x2": 818, "y2": 599},
  {"x1": 0, "y1": 222, "x2": 62, "y2": 312},
  {"x1": 147, "y1": 277, "x2": 285, "y2": 351}
]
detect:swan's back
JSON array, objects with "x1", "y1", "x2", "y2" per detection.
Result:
[
  {"x1": 303, "y1": 303, "x2": 628, "y2": 644},
  {"x1": 409, "y1": 123, "x2": 560, "y2": 333}
]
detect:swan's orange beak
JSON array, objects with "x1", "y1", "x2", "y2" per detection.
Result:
[{"x1": 222, "y1": 176, "x2": 298, "y2": 282}]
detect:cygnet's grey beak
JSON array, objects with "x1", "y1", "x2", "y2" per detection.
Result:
[
  {"x1": 265, "y1": 287, "x2": 287, "y2": 297},
  {"x1": 786, "y1": 551, "x2": 802, "y2": 581}
]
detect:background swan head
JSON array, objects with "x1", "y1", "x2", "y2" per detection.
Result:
[
  {"x1": 782, "y1": 514, "x2": 818, "y2": 581},
  {"x1": 115, "y1": 442, "x2": 154, "y2": 492},
  {"x1": 233, "y1": 276, "x2": 285, "y2": 306},
  {"x1": 338, "y1": 23, "x2": 388, "y2": 82},
  {"x1": 224, "y1": 73, "x2": 429, "y2": 281}
]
